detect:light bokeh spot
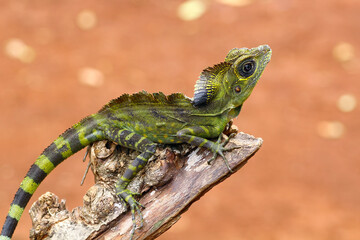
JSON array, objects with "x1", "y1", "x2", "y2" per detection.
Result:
[
  {"x1": 337, "y1": 94, "x2": 357, "y2": 112},
  {"x1": 77, "y1": 10, "x2": 97, "y2": 30},
  {"x1": 216, "y1": 0, "x2": 254, "y2": 7},
  {"x1": 178, "y1": 0, "x2": 207, "y2": 21},
  {"x1": 332, "y1": 42, "x2": 355, "y2": 63},
  {"x1": 4, "y1": 38, "x2": 36, "y2": 63},
  {"x1": 317, "y1": 121, "x2": 345, "y2": 139},
  {"x1": 78, "y1": 67, "x2": 104, "y2": 87}
]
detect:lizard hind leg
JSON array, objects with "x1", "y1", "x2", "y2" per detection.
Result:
[
  {"x1": 105, "y1": 128, "x2": 157, "y2": 239},
  {"x1": 115, "y1": 147, "x2": 156, "y2": 240}
]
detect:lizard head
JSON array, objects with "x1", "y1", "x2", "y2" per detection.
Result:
[
  {"x1": 193, "y1": 45, "x2": 271, "y2": 108},
  {"x1": 223, "y1": 44, "x2": 272, "y2": 108}
]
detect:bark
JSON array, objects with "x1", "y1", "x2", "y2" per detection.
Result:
[{"x1": 29, "y1": 132, "x2": 263, "y2": 240}]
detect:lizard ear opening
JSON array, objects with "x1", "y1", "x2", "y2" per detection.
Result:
[{"x1": 193, "y1": 62, "x2": 231, "y2": 107}]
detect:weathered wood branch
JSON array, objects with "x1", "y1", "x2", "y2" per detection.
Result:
[{"x1": 29, "y1": 132, "x2": 262, "y2": 240}]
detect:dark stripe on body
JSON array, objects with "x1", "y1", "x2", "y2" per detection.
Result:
[
  {"x1": 1, "y1": 216, "x2": 18, "y2": 237},
  {"x1": 26, "y1": 164, "x2": 47, "y2": 185},
  {"x1": 62, "y1": 127, "x2": 83, "y2": 151},
  {"x1": 150, "y1": 109, "x2": 167, "y2": 120},
  {"x1": 12, "y1": 189, "x2": 32, "y2": 209},
  {"x1": 175, "y1": 108, "x2": 188, "y2": 119},
  {"x1": 185, "y1": 126, "x2": 206, "y2": 135},
  {"x1": 136, "y1": 138, "x2": 156, "y2": 152},
  {"x1": 177, "y1": 128, "x2": 215, "y2": 148},
  {"x1": 119, "y1": 130, "x2": 131, "y2": 146},
  {"x1": 44, "y1": 143, "x2": 65, "y2": 167},
  {"x1": 1, "y1": 116, "x2": 105, "y2": 239},
  {"x1": 87, "y1": 132, "x2": 104, "y2": 143},
  {"x1": 132, "y1": 157, "x2": 147, "y2": 168},
  {"x1": 184, "y1": 135, "x2": 210, "y2": 147},
  {"x1": 75, "y1": 115, "x2": 106, "y2": 146},
  {"x1": 126, "y1": 133, "x2": 142, "y2": 148},
  {"x1": 107, "y1": 129, "x2": 140, "y2": 149},
  {"x1": 124, "y1": 108, "x2": 135, "y2": 118},
  {"x1": 122, "y1": 168, "x2": 135, "y2": 180},
  {"x1": 118, "y1": 144, "x2": 156, "y2": 188},
  {"x1": 189, "y1": 137, "x2": 207, "y2": 146},
  {"x1": 178, "y1": 125, "x2": 220, "y2": 139}
]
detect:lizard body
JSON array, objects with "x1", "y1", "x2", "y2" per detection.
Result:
[{"x1": 0, "y1": 45, "x2": 271, "y2": 240}]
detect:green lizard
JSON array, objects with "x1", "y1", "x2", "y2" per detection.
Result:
[{"x1": 0, "y1": 45, "x2": 271, "y2": 240}]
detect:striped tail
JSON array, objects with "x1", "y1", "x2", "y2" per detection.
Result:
[{"x1": 0, "y1": 115, "x2": 105, "y2": 239}]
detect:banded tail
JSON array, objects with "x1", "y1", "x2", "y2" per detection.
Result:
[{"x1": 0, "y1": 115, "x2": 104, "y2": 240}]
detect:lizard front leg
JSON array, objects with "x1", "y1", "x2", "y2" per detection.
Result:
[
  {"x1": 176, "y1": 126, "x2": 238, "y2": 172},
  {"x1": 105, "y1": 128, "x2": 157, "y2": 240}
]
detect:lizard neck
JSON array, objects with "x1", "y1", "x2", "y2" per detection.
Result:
[{"x1": 227, "y1": 104, "x2": 242, "y2": 120}]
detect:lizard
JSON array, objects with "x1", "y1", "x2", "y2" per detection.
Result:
[{"x1": 0, "y1": 44, "x2": 271, "y2": 240}]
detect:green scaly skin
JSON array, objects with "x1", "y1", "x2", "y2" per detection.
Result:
[{"x1": 0, "y1": 45, "x2": 271, "y2": 240}]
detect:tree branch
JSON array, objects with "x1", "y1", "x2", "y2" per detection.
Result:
[{"x1": 29, "y1": 132, "x2": 262, "y2": 240}]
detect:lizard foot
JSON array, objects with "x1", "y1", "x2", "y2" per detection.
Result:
[
  {"x1": 207, "y1": 133, "x2": 240, "y2": 172},
  {"x1": 117, "y1": 189, "x2": 145, "y2": 240}
]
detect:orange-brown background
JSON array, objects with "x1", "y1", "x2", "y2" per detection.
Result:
[{"x1": 0, "y1": 0, "x2": 359, "y2": 239}]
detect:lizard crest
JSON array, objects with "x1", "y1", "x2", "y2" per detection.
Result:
[
  {"x1": 100, "y1": 91, "x2": 190, "y2": 111},
  {"x1": 193, "y1": 62, "x2": 231, "y2": 106}
]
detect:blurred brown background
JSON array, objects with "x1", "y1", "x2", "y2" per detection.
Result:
[{"x1": 0, "y1": 0, "x2": 359, "y2": 239}]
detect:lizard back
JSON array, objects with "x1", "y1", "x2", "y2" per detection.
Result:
[{"x1": 98, "y1": 91, "x2": 217, "y2": 143}]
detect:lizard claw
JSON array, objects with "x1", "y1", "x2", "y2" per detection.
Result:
[
  {"x1": 117, "y1": 189, "x2": 145, "y2": 240},
  {"x1": 207, "y1": 133, "x2": 240, "y2": 172},
  {"x1": 129, "y1": 199, "x2": 144, "y2": 240}
]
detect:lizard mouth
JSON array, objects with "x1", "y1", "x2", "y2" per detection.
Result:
[{"x1": 255, "y1": 45, "x2": 272, "y2": 64}]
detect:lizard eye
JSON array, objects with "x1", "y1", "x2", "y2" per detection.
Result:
[
  {"x1": 234, "y1": 85, "x2": 241, "y2": 93},
  {"x1": 238, "y1": 59, "x2": 256, "y2": 78}
]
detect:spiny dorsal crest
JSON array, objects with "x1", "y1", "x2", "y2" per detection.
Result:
[
  {"x1": 100, "y1": 91, "x2": 189, "y2": 111},
  {"x1": 193, "y1": 62, "x2": 231, "y2": 107}
]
